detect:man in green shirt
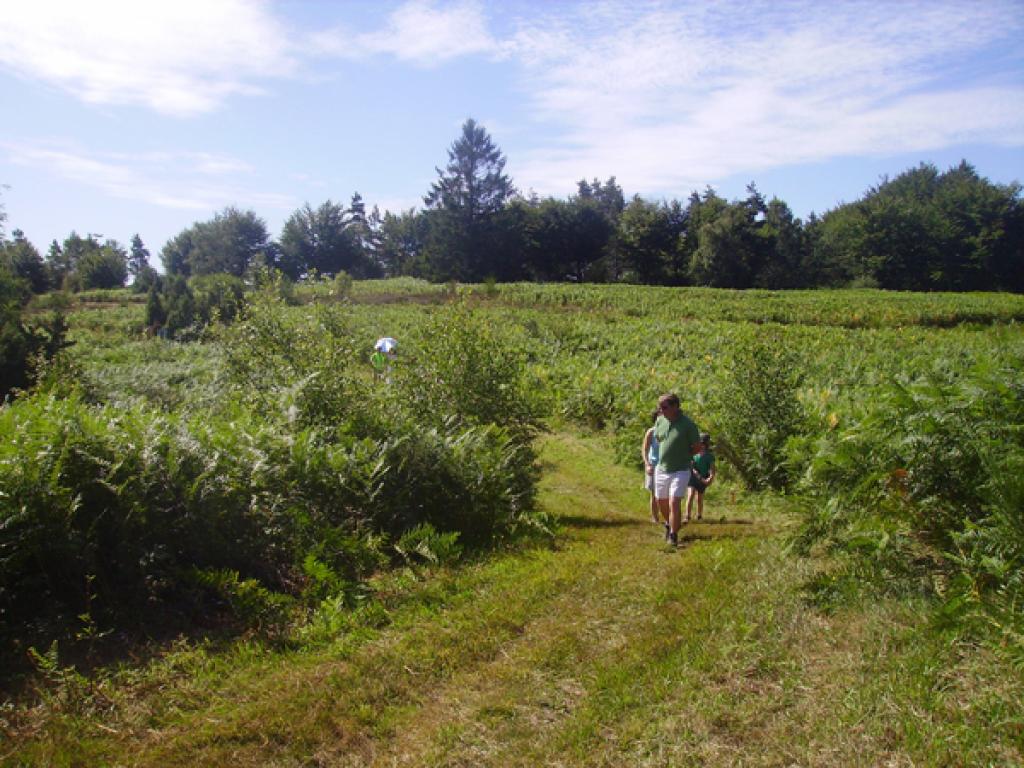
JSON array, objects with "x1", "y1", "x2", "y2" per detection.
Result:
[{"x1": 653, "y1": 393, "x2": 703, "y2": 547}]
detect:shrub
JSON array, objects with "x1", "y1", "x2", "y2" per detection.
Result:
[
  {"x1": 332, "y1": 270, "x2": 353, "y2": 300},
  {"x1": 77, "y1": 248, "x2": 127, "y2": 290},
  {"x1": 161, "y1": 275, "x2": 197, "y2": 338},
  {"x1": 221, "y1": 280, "x2": 373, "y2": 436},
  {"x1": 0, "y1": 270, "x2": 71, "y2": 398},
  {"x1": 793, "y1": 359, "x2": 1024, "y2": 658},
  {"x1": 395, "y1": 301, "x2": 545, "y2": 443},
  {"x1": 706, "y1": 330, "x2": 806, "y2": 490},
  {"x1": 190, "y1": 273, "x2": 246, "y2": 325},
  {"x1": 185, "y1": 568, "x2": 294, "y2": 635},
  {"x1": 0, "y1": 392, "x2": 543, "y2": 664},
  {"x1": 144, "y1": 284, "x2": 165, "y2": 330},
  {"x1": 131, "y1": 264, "x2": 160, "y2": 294},
  {"x1": 146, "y1": 273, "x2": 246, "y2": 339},
  {"x1": 396, "y1": 523, "x2": 463, "y2": 566},
  {"x1": 372, "y1": 422, "x2": 540, "y2": 546},
  {"x1": 1, "y1": 287, "x2": 552, "y2": 668}
]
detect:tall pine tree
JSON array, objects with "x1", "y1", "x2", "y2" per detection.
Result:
[{"x1": 423, "y1": 119, "x2": 516, "y2": 281}]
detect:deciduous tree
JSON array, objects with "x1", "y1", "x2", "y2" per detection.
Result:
[
  {"x1": 617, "y1": 197, "x2": 686, "y2": 284},
  {"x1": 162, "y1": 207, "x2": 274, "y2": 278}
]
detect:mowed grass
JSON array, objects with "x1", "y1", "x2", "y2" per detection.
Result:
[{"x1": 4, "y1": 433, "x2": 1021, "y2": 766}]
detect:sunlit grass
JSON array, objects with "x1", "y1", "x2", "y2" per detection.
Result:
[
  {"x1": 5, "y1": 433, "x2": 1018, "y2": 766},
  {"x1": 4, "y1": 283, "x2": 1022, "y2": 766}
]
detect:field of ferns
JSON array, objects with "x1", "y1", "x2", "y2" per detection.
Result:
[{"x1": 3, "y1": 278, "x2": 1023, "y2": 682}]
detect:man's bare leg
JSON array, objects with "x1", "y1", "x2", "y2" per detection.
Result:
[{"x1": 670, "y1": 496, "x2": 683, "y2": 534}]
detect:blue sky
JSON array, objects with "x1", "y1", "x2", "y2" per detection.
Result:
[{"x1": 1, "y1": 0, "x2": 1022, "y2": 262}]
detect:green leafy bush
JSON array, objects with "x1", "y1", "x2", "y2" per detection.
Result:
[
  {"x1": 793, "y1": 359, "x2": 1024, "y2": 658},
  {"x1": 0, "y1": 396, "x2": 295, "y2": 647},
  {"x1": 0, "y1": 269, "x2": 71, "y2": 398},
  {"x1": 0, "y1": 286, "x2": 549, "y2": 669},
  {"x1": 372, "y1": 423, "x2": 541, "y2": 545},
  {"x1": 396, "y1": 301, "x2": 545, "y2": 443},
  {"x1": 189, "y1": 273, "x2": 246, "y2": 325},
  {"x1": 185, "y1": 568, "x2": 294, "y2": 635},
  {"x1": 76, "y1": 248, "x2": 127, "y2": 290},
  {"x1": 221, "y1": 280, "x2": 374, "y2": 436},
  {"x1": 396, "y1": 523, "x2": 463, "y2": 566},
  {"x1": 706, "y1": 330, "x2": 806, "y2": 490},
  {"x1": 144, "y1": 273, "x2": 246, "y2": 339}
]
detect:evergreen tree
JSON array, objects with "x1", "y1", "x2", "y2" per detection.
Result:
[
  {"x1": 44, "y1": 240, "x2": 67, "y2": 288},
  {"x1": 161, "y1": 230, "x2": 193, "y2": 277},
  {"x1": 1, "y1": 230, "x2": 49, "y2": 293},
  {"x1": 755, "y1": 198, "x2": 809, "y2": 288},
  {"x1": 145, "y1": 284, "x2": 166, "y2": 330},
  {"x1": 161, "y1": 275, "x2": 196, "y2": 337},
  {"x1": 576, "y1": 176, "x2": 625, "y2": 219},
  {"x1": 423, "y1": 119, "x2": 516, "y2": 281},
  {"x1": 128, "y1": 234, "x2": 151, "y2": 279},
  {"x1": 692, "y1": 203, "x2": 760, "y2": 288}
]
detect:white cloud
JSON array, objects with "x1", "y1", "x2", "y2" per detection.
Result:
[
  {"x1": 505, "y1": 0, "x2": 1024, "y2": 195},
  {"x1": 2, "y1": 0, "x2": 1021, "y2": 227},
  {"x1": 0, "y1": 0, "x2": 295, "y2": 116},
  {"x1": 312, "y1": 0, "x2": 498, "y2": 66},
  {"x1": 192, "y1": 154, "x2": 256, "y2": 176},
  {"x1": 3, "y1": 141, "x2": 297, "y2": 213}
]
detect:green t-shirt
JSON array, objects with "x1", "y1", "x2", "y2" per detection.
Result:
[
  {"x1": 654, "y1": 413, "x2": 700, "y2": 473},
  {"x1": 692, "y1": 450, "x2": 715, "y2": 479}
]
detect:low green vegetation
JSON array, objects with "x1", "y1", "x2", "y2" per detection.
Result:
[
  {"x1": 1, "y1": 281, "x2": 546, "y2": 679},
  {"x1": 3, "y1": 434, "x2": 1020, "y2": 765},
  {"x1": 1, "y1": 280, "x2": 1022, "y2": 764}
]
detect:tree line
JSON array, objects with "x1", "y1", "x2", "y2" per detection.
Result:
[{"x1": 2, "y1": 118, "x2": 1022, "y2": 297}]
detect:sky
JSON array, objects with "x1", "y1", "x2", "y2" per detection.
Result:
[{"x1": 1, "y1": 0, "x2": 1023, "y2": 263}]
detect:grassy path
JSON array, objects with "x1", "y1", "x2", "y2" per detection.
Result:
[{"x1": 7, "y1": 434, "x2": 1021, "y2": 766}]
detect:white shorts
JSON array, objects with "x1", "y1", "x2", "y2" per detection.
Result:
[{"x1": 654, "y1": 468, "x2": 691, "y2": 500}]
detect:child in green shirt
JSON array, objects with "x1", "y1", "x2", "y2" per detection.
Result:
[{"x1": 686, "y1": 433, "x2": 716, "y2": 522}]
